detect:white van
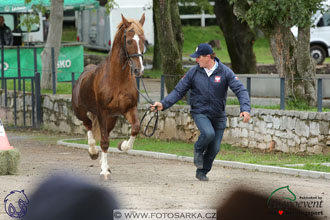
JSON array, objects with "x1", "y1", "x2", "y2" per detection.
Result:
[
  {"x1": 309, "y1": 9, "x2": 330, "y2": 64},
  {"x1": 0, "y1": 12, "x2": 44, "y2": 45},
  {"x1": 292, "y1": 1, "x2": 330, "y2": 64},
  {"x1": 76, "y1": 0, "x2": 154, "y2": 51}
]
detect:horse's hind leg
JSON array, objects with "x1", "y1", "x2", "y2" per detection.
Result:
[
  {"x1": 85, "y1": 112, "x2": 99, "y2": 160},
  {"x1": 118, "y1": 107, "x2": 140, "y2": 152}
]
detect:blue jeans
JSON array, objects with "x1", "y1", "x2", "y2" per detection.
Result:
[{"x1": 192, "y1": 114, "x2": 226, "y2": 175}]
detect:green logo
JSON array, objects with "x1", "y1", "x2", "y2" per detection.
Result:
[{"x1": 267, "y1": 185, "x2": 296, "y2": 205}]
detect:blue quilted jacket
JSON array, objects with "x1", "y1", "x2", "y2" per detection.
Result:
[{"x1": 161, "y1": 57, "x2": 250, "y2": 120}]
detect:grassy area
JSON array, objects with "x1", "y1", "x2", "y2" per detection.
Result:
[
  {"x1": 63, "y1": 24, "x2": 330, "y2": 65},
  {"x1": 227, "y1": 98, "x2": 330, "y2": 112},
  {"x1": 182, "y1": 26, "x2": 274, "y2": 64},
  {"x1": 4, "y1": 79, "x2": 73, "y2": 95},
  {"x1": 62, "y1": 26, "x2": 77, "y2": 42},
  {"x1": 63, "y1": 137, "x2": 330, "y2": 172}
]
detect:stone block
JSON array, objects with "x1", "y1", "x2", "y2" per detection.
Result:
[
  {"x1": 241, "y1": 128, "x2": 249, "y2": 138},
  {"x1": 299, "y1": 112, "x2": 309, "y2": 120},
  {"x1": 295, "y1": 120, "x2": 310, "y2": 137},
  {"x1": 299, "y1": 144, "x2": 307, "y2": 152},
  {"x1": 263, "y1": 134, "x2": 272, "y2": 142},
  {"x1": 256, "y1": 120, "x2": 267, "y2": 134},
  {"x1": 308, "y1": 137, "x2": 319, "y2": 145},
  {"x1": 308, "y1": 112, "x2": 317, "y2": 120},
  {"x1": 287, "y1": 139, "x2": 296, "y2": 147},
  {"x1": 309, "y1": 122, "x2": 320, "y2": 136},
  {"x1": 319, "y1": 121, "x2": 329, "y2": 135},
  {"x1": 301, "y1": 137, "x2": 307, "y2": 144},
  {"x1": 257, "y1": 142, "x2": 267, "y2": 150},
  {"x1": 241, "y1": 138, "x2": 249, "y2": 147},
  {"x1": 230, "y1": 117, "x2": 238, "y2": 127}
]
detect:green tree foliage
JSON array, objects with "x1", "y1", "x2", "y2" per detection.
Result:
[
  {"x1": 230, "y1": 0, "x2": 325, "y2": 106},
  {"x1": 231, "y1": 0, "x2": 323, "y2": 29},
  {"x1": 22, "y1": 0, "x2": 46, "y2": 32},
  {"x1": 104, "y1": 0, "x2": 118, "y2": 14}
]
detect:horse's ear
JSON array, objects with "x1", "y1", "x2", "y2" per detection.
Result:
[
  {"x1": 139, "y1": 13, "x2": 145, "y2": 26},
  {"x1": 121, "y1": 14, "x2": 130, "y2": 28}
]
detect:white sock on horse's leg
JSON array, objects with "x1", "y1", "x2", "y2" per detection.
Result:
[
  {"x1": 120, "y1": 136, "x2": 136, "y2": 151},
  {"x1": 87, "y1": 130, "x2": 98, "y2": 155},
  {"x1": 100, "y1": 151, "x2": 110, "y2": 175}
]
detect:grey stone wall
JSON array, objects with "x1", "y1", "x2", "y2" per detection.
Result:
[
  {"x1": 224, "y1": 108, "x2": 330, "y2": 154},
  {"x1": 2, "y1": 92, "x2": 329, "y2": 154}
]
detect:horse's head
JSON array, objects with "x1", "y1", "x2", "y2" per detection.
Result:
[{"x1": 121, "y1": 14, "x2": 146, "y2": 77}]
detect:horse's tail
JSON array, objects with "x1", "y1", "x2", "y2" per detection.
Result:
[{"x1": 87, "y1": 112, "x2": 101, "y2": 141}]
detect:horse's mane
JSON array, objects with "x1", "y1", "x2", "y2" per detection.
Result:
[{"x1": 117, "y1": 19, "x2": 144, "y2": 35}]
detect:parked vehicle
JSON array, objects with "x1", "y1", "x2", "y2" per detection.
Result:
[
  {"x1": 292, "y1": 1, "x2": 330, "y2": 64},
  {"x1": 0, "y1": 12, "x2": 45, "y2": 45},
  {"x1": 310, "y1": 8, "x2": 330, "y2": 64},
  {"x1": 76, "y1": 0, "x2": 154, "y2": 51}
]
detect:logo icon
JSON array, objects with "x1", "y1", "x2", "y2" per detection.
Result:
[
  {"x1": 267, "y1": 186, "x2": 296, "y2": 216},
  {"x1": 4, "y1": 190, "x2": 29, "y2": 218},
  {"x1": 215, "y1": 76, "x2": 221, "y2": 83}
]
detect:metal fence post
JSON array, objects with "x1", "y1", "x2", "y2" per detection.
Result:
[
  {"x1": 247, "y1": 77, "x2": 251, "y2": 98},
  {"x1": 161, "y1": 75, "x2": 165, "y2": 100},
  {"x1": 51, "y1": 47, "x2": 56, "y2": 94},
  {"x1": 35, "y1": 72, "x2": 42, "y2": 128},
  {"x1": 280, "y1": 77, "x2": 285, "y2": 110},
  {"x1": 17, "y1": 46, "x2": 21, "y2": 91},
  {"x1": 1, "y1": 45, "x2": 4, "y2": 89},
  {"x1": 317, "y1": 78, "x2": 322, "y2": 112},
  {"x1": 33, "y1": 47, "x2": 38, "y2": 73},
  {"x1": 71, "y1": 72, "x2": 75, "y2": 92}
]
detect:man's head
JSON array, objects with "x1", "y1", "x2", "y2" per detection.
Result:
[
  {"x1": 0, "y1": 16, "x2": 4, "y2": 26},
  {"x1": 190, "y1": 43, "x2": 213, "y2": 58},
  {"x1": 190, "y1": 43, "x2": 215, "y2": 69}
]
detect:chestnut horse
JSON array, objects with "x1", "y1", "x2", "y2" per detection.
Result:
[{"x1": 72, "y1": 14, "x2": 146, "y2": 180}]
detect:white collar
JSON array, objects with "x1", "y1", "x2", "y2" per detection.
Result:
[{"x1": 204, "y1": 60, "x2": 218, "y2": 77}]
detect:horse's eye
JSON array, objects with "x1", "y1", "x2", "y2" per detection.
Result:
[{"x1": 127, "y1": 40, "x2": 132, "y2": 45}]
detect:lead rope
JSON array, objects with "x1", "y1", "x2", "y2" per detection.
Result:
[{"x1": 135, "y1": 76, "x2": 159, "y2": 137}]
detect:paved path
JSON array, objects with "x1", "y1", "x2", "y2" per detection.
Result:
[{"x1": 0, "y1": 131, "x2": 329, "y2": 219}]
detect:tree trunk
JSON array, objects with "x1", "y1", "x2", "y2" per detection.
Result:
[
  {"x1": 170, "y1": 0, "x2": 184, "y2": 57},
  {"x1": 214, "y1": 0, "x2": 256, "y2": 74},
  {"x1": 268, "y1": 23, "x2": 316, "y2": 105},
  {"x1": 154, "y1": 0, "x2": 185, "y2": 93},
  {"x1": 152, "y1": 0, "x2": 162, "y2": 70},
  {"x1": 296, "y1": 26, "x2": 317, "y2": 106},
  {"x1": 41, "y1": 0, "x2": 64, "y2": 90}
]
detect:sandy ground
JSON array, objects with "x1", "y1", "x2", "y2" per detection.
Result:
[{"x1": 0, "y1": 130, "x2": 329, "y2": 219}]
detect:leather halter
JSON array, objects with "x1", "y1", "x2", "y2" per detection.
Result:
[{"x1": 123, "y1": 29, "x2": 145, "y2": 76}]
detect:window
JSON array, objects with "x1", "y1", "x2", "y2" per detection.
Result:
[
  {"x1": 0, "y1": 14, "x2": 14, "y2": 31},
  {"x1": 19, "y1": 14, "x2": 40, "y2": 32},
  {"x1": 322, "y1": 13, "x2": 330, "y2": 26}
]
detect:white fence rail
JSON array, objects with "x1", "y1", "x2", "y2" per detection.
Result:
[{"x1": 179, "y1": 1, "x2": 216, "y2": 27}]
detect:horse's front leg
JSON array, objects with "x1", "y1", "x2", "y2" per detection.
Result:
[
  {"x1": 118, "y1": 107, "x2": 140, "y2": 152},
  {"x1": 99, "y1": 116, "x2": 117, "y2": 180}
]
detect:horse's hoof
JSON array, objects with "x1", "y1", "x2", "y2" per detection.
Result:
[
  {"x1": 100, "y1": 172, "x2": 111, "y2": 181},
  {"x1": 117, "y1": 140, "x2": 124, "y2": 151},
  {"x1": 118, "y1": 140, "x2": 130, "y2": 152},
  {"x1": 89, "y1": 151, "x2": 99, "y2": 160}
]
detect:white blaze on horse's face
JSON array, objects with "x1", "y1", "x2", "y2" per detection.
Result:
[{"x1": 133, "y1": 34, "x2": 144, "y2": 74}]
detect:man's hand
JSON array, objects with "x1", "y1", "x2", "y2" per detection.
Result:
[
  {"x1": 150, "y1": 102, "x2": 163, "y2": 112},
  {"x1": 240, "y1": 112, "x2": 250, "y2": 123}
]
